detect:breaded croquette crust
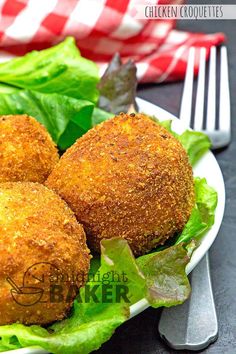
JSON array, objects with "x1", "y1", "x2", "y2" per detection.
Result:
[
  {"x1": 46, "y1": 113, "x2": 195, "y2": 256},
  {"x1": 0, "y1": 115, "x2": 59, "y2": 183},
  {"x1": 0, "y1": 182, "x2": 90, "y2": 325}
]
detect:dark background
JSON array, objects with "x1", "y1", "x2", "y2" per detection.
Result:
[{"x1": 96, "y1": 1, "x2": 236, "y2": 353}]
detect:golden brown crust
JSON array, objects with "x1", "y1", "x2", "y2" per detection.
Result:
[
  {"x1": 46, "y1": 113, "x2": 195, "y2": 256},
  {"x1": 0, "y1": 114, "x2": 59, "y2": 183},
  {"x1": 0, "y1": 182, "x2": 90, "y2": 325}
]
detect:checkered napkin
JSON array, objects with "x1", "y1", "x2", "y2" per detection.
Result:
[{"x1": 0, "y1": 0, "x2": 225, "y2": 83}]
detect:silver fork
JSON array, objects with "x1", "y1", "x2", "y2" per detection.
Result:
[
  {"x1": 158, "y1": 46, "x2": 231, "y2": 351},
  {"x1": 180, "y1": 46, "x2": 231, "y2": 148}
]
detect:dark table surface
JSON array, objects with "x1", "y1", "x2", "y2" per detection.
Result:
[{"x1": 96, "y1": 2, "x2": 236, "y2": 354}]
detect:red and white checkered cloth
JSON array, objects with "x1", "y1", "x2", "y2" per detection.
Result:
[{"x1": 0, "y1": 0, "x2": 225, "y2": 83}]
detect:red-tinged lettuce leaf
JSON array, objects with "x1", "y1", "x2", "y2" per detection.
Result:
[
  {"x1": 99, "y1": 238, "x2": 147, "y2": 305},
  {"x1": 98, "y1": 53, "x2": 138, "y2": 114},
  {"x1": 137, "y1": 244, "x2": 191, "y2": 307}
]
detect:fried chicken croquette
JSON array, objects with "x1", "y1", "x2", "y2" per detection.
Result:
[
  {"x1": 0, "y1": 114, "x2": 59, "y2": 183},
  {"x1": 46, "y1": 113, "x2": 195, "y2": 256},
  {"x1": 0, "y1": 182, "x2": 90, "y2": 325}
]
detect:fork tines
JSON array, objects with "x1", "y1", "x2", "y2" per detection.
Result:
[{"x1": 179, "y1": 46, "x2": 231, "y2": 149}]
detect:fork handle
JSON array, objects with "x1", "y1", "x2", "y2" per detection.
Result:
[{"x1": 158, "y1": 253, "x2": 218, "y2": 351}]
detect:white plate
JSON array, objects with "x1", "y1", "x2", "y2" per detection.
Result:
[{"x1": 4, "y1": 97, "x2": 225, "y2": 354}]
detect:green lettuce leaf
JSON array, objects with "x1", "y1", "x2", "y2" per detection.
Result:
[
  {"x1": 0, "y1": 239, "x2": 190, "y2": 354},
  {"x1": 92, "y1": 107, "x2": 114, "y2": 126},
  {"x1": 0, "y1": 37, "x2": 99, "y2": 103},
  {"x1": 175, "y1": 177, "x2": 218, "y2": 244},
  {"x1": 0, "y1": 90, "x2": 94, "y2": 150},
  {"x1": 0, "y1": 83, "x2": 20, "y2": 94},
  {"x1": 0, "y1": 88, "x2": 112, "y2": 150},
  {"x1": 178, "y1": 131, "x2": 211, "y2": 166}
]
